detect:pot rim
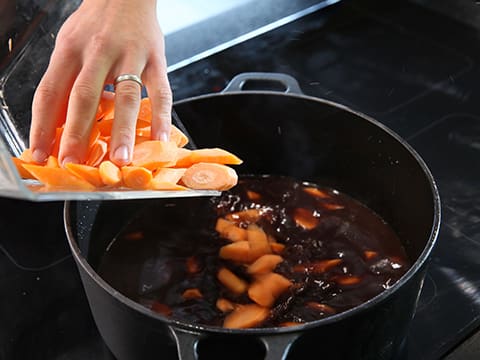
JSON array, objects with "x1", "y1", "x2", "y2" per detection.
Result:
[{"x1": 64, "y1": 90, "x2": 441, "y2": 335}]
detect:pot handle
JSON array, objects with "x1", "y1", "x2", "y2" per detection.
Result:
[
  {"x1": 170, "y1": 327, "x2": 300, "y2": 360},
  {"x1": 170, "y1": 328, "x2": 202, "y2": 360},
  {"x1": 222, "y1": 72, "x2": 303, "y2": 95},
  {"x1": 260, "y1": 332, "x2": 301, "y2": 360}
]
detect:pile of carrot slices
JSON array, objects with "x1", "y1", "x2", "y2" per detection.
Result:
[
  {"x1": 213, "y1": 209, "x2": 293, "y2": 329},
  {"x1": 12, "y1": 96, "x2": 243, "y2": 192}
]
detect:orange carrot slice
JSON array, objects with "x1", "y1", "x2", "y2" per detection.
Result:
[
  {"x1": 215, "y1": 218, "x2": 234, "y2": 234},
  {"x1": 152, "y1": 168, "x2": 186, "y2": 184},
  {"x1": 22, "y1": 164, "x2": 96, "y2": 190},
  {"x1": 225, "y1": 209, "x2": 262, "y2": 223},
  {"x1": 182, "y1": 288, "x2": 203, "y2": 300},
  {"x1": 65, "y1": 163, "x2": 104, "y2": 187},
  {"x1": 246, "y1": 224, "x2": 271, "y2": 261},
  {"x1": 221, "y1": 224, "x2": 249, "y2": 242},
  {"x1": 131, "y1": 140, "x2": 177, "y2": 170},
  {"x1": 219, "y1": 241, "x2": 252, "y2": 263},
  {"x1": 149, "y1": 180, "x2": 188, "y2": 191},
  {"x1": 137, "y1": 97, "x2": 152, "y2": 123},
  {"x1": 19, "y1": 148, "x2": 35, "y2": 163},
  {"x1": 170, "y1": 125, "x2": 189, "y2": 147},
  {"x1": 216, "y1": 298, "x2": 235, "y2": 313},
  {"x1": 46, "y1": 155, "x2": 59, "y2": 168},
  {"x1": 306, "y1": 302, "x2": 336, "y2": 314},
  {"x1": 99, "y1": 161, "x2": 123, "y2": 187},
  {"x1": 151, "y1": 302, "x2": 172, "y2": 316},
  {"x1": 121, "y1": 166, "x2": 152, "y2": 189},
  {"x1": 181, "y1": 162, "x2": 238, "y2": 191},
  {"x1": 247, "y1": 254, "x2": 284, "y2": 275},
  {"x1": 303, "y1": 186, "x2": 329, "y2": 198},
  {"x1": 217, "y1": 267, "x2": 248, "y2": 295},
  {"x1": 86, "y1": 139, "x2": 108, "y2": 167},
  {"x1": 223, "y1": 304, "x2": 270, "y2": 329},
  {"x1": 293, "y1": 259, "x2": 342, "y2": 273},
  {"x1": 11, "y1": 157, "x2": 35, "y2": 179},
  {"x1": 293, "y1": 208, "x2": 320, "y2": 230},
  {"x1": 175, "y1": 148, "x2": 243, "y2": 168},
  {"x1": 270, "y1": 242, "x2": 286, "y2": 254},
  {"x1": 248, "y1": 272, "x2": 292, "y2": 307},
  {"x1": 186, "y1": 256, "x2": 201, "y2": 274}
]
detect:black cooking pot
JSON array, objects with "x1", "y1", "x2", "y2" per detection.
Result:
[{"x1": 64, "y1": 73, "x2": 441, "y2": 360}]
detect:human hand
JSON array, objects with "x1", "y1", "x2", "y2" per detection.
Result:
[{"x1": 29, "y1": 0, "x2": 172, "y2": 167}]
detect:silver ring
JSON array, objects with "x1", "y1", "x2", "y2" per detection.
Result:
[{"x1": 114, "y1": 74, "x2": 143, "y2": 88}]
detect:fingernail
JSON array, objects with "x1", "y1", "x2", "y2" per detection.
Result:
[
  {"x1": 157, "y1": 131, "x2": 169, "y2": 142},
  {"x1": 113, "y1": 145, "x2": 130, "y2": 163},
  {"x1": 62, "y1": 156, "x2": 79, "y2": 167},
  {"x1": 32, "y1": 149, "x2": 48, "y2": 163}
]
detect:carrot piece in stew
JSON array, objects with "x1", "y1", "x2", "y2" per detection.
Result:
[{"x1": 223, "y1": 303, "x2": 270, "y2": 329}]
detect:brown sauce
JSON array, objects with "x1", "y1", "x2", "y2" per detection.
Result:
[{"x1": 97, "y1": 175, "x2": 410, "y2": 328}]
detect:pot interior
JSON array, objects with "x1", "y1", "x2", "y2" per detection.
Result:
[{"x1": 66, "y1": 92, "x2": 439, "y2": 315}]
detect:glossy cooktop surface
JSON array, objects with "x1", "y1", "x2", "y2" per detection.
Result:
[{"x1": 1, "y1": 0, "x2": 479, "y2": 359}]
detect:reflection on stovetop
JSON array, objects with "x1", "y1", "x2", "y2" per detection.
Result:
[{"x1": 1, "y1": 0, "x2": 480, "y2": 359}]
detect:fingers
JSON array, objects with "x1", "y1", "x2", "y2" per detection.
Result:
[
  {"x1": 143, "y1": 56, "x2": 172, "y2": 142},
  {"x1": 109, "y1": 71, "x2": 143, "y2": 166},
  {"x1": 59, "y1": 59, "x2": 109, "y2": 165},
  {"x1": 30, "y1": 52, "x2": 78, "y2": 163}
]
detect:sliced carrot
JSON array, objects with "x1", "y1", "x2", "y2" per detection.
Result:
[
  {"x1": 270, "y1": 242, "x2": 286, "y2": 254},
  {"x1": 293, "y1": 259, "x2": 342, "y2": 273},
  {"x1": 303, "y1": 186, "x2": 329, "y2": 198},
  {"x1": 216, "y1": 298, "x2": 235, "y2": 313},
  {"x1": 46, "y1": 155, "x2": 59, "y2": 168},
  {"x1": 219, "y1": 241, "x2": 252, "y2": 263},
  {"x1": 137, "y1": 97, "x2": 152, "y2": 123},
  {"x1": 305, "y1": 302, "x2": 336, "y2": 314},
  {"x1": 65, "y1": 163, "x2": 104, "y2": 187},
  {"x1": 248, "y1": 272, "x2": 292, "y2": 307},
  {"x1": 151, "y1": 302, "x2": 172, "y2": 316},
  {"x1": 279, "y1": 321, "x2": 304, "y2": 327},
  {"x1": 152, "y1": 168, "x2": 186, "y2": 184},
  {"x1": 215, "y1": 218, "x2": 234, "y2": 234},
  {"x1": 181, "y1": 162, "x2": 238, "y2": 191},
  {"x1": 217, "y1": 267, "x2": 248, "y2": 295},
  {"x1": 124, "y1": 231, "x2": 144, "y2": 241},
  {"x1": 293, "y1": 208, "x2": 320, "y2": 230},
  {"x1": 170, "y1": 125, "x2": 189, "y2": 147},
  {"x1": 86, "y1": 139, "x2": 108, "y2": 167},
  {"x1": 131, "y1": 140, "x2": 178, "y2": 170},
  {"x1": 221, "y1": 224, "x2": 248, "y2": 242},
  {"x1": 247, "y1": 254, "x2": 284, "y2": 275},
  {"x1": 11, "y1": 157, "x2": 35, "y2": 179},
  {"x1": 175, "y1": 148, "x2": 243, "y2": 168},
  {"x1": 121, "y1": 166, "x2": 152, "y2": 189},
  {"x1": 225, "y1": 209, "x2": 262, "y2": 223},
  {"x1": 182, "y1": 288, "x2": 203, "y2": 300},
  {"x1": 96, "y1": 118, "x2": 114, "y2": 137},
  {"x1": 223, "y1": 303, "x2": 270, "y2": 329},
  {"x1": 322, "y1": 203, "x2": 345, "y2": 210},
  {"x1": 246, "y1": 190, "x2": 261, "y2": 201},
  {"x1": 364, "y1": 250, "x2": 378, "y2": 260},
  {"x1": 173, "y1": 148, "x2": 193, "y2": 168},
  {"x1": 332, "y1": 275, "x2": 362, "y2": 286},
  {"x1": 149, "y1": 180, "x2": 188, "y2": 191},
  {"x1": 21, "y1": 164, "x2": 96, "y2": 190},
  {"x1": 19, "y1": 148, "x2": 35, "y2": 163},
  {"x1": 246, "y1": 224, "x2": 271, "y2": 261},
  {"x1": 99, "y1": 160, "x2": 122, "y2": 187}
]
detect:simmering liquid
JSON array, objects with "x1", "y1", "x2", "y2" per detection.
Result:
[{"x1": 98, "y1": 175, "x2": 410, "y2": 328}]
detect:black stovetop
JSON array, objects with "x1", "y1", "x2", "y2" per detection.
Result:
[{"x1": 1, "y1": 1, "x2": 479, "y2": 359}]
